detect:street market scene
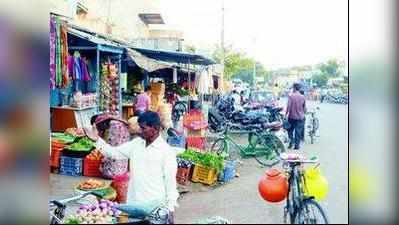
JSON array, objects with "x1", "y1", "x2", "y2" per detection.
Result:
[{"x1": 49, "y1": 0, "x2": 348, "y2": 224}]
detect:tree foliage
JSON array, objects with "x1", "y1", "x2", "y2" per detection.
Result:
[
  {"x1": 212, "y1": 45, "x2": 269, "y2": 84},
  {"x1": 317, "y1": 59, "x2": 342, "y2": 77},
  {"x1": 312, "y1": 73, "x2": 329, "y2": 87}
]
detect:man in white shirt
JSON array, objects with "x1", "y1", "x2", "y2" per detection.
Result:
[
  {"x1": 231, "y1": 90, "x2": 241, "y2": 108},
  {"x1": 94, "y1": 111, "x2": 178, "y2": 223}
]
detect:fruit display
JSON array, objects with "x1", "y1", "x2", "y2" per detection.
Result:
[
  {"x1": 65, "y1": 127, "x2": 86, "y2": 137},
  {"x1": 51, "y1": 132, "x2": 76, "y2": 144},
  {"x1": 78, "y1": 179, "x2": 106, "y2": 190},
  {"x1": 166, "y1": 83, "x2": 190, "y2": 96},
  {"x1": 63, "y1": 199, "x2": 120, "y2": 224},
  {"x1": 86, "y1": 149, "x2": 103, "y2": 161},
  {"x1": 65, "y1": 137, "x2": 95, "y2": 151}
]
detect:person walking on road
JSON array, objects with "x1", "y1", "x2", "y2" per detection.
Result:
[
  {"x1": 299, "y1": 89, "x2": 306, "y2": 143},
  {"x1": 285, "y1": 83, "x2": 307, "y2": 150}
]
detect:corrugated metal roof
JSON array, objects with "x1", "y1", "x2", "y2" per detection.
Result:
[
  {"x1": 132, "y1": 47, "x2": 216, "y2": 66},
  {"x1": 67, "y1": 27, "x2": 124, "y2": 49}
]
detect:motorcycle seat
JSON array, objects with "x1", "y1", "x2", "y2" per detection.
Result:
[{"x1": 263, "y1": 121, "x2": 283, "y2": 130}]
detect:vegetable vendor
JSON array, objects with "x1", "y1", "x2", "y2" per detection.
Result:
[{"x1": 91, "y1": 111, "x2": 178, "y2": 224}]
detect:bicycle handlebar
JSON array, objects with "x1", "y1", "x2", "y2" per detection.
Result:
[
  {"x1": 49, "y1": 192, "x2": 102, "y2": 208},
  {"x1": 280, "y1": 153, "x2": 319, "y2": 164}
]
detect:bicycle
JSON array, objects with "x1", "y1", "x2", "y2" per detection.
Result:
[
  {"x1": 210, "y1": 122, "x2": 286, "y2": 167},
  {"x1": 280, "y1": 152, "x2": 329, "y2": 224},
  {"x1": 49, "y1": 192, "x2": 102, "y2": 224},
  {"x1": 306, "y1": 107, "x2": 320, "y2": 144},
  {"x1": 49, "y1": 192, "x2": 174, "y2": 224}
]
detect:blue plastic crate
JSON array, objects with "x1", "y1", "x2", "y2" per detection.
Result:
[
  {"x1": 218, "y1": 160, "x2": 236, "y2": 183},
  {"x1": 60, "y1": 156, "x2": 83, "y2": 167},
  {"x1": 167, "y1": 136, "x2": 186, "y2": 148},
  {"x1": 59, "y1": 156, "x2": 83, "y2": 176}
]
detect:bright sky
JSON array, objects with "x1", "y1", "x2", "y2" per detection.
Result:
[{"x1": 160, "y1": 0, "x2": 348, "y2": 69}]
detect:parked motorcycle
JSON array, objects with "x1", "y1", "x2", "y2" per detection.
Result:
[{"x1": 208, "y1": 95, "x2": 285, "y2": 134}]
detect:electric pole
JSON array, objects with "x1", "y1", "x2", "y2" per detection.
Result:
[
  {"x1": 221, "y1": 0, "x2": 225, "y2": 93},
  {"x1": 252, "y1": 37, "x2": 257, "y2": 89}
]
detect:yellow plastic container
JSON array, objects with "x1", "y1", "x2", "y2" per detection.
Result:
[
  {"x1": 303, "y1": 167, "x2": 329, "y2": 201},
  {"x1": 191, "y1": 164, "x2": 217, "y2": 185}
]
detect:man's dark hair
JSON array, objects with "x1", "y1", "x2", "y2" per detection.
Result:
[
  {"x1": 293, "y1": 83, "x2": 301, "y2": 91},
  {"x1": 144, "y1": 86, "x2": 151, "y2": 92},
  {"x1": 90, "y1": 115, "x2": 99, "y2": 125},
  {"x1": 96, "y1": 119, "x2": 111, "y2": 137},
  {"x1": 138, "y1": 111, "x2": 161, "y2": 130}
]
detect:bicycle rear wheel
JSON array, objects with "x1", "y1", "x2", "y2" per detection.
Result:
[
  {"x1": 254, "y1": 133, "x2": 286, "y2": 167},
  {"x1": 294, "y1": 199, "x2": 329, "y2": 224},
  {"x1": 210, "y1": 138, "x2": 239, "y2": 161}
]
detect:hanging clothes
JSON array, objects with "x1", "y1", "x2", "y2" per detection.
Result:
[
  {"x1": 49, "y1": 16, "x2": 56, "y2": 89},
  {"x1": 81, "y1": 57, "x2": 92, "y2": 82},
  {"x1": 60, "y1": 21, "x2": 69, "y2": 88},
  {"x1": 73, "y1": 51, "x2": 82, "y2": 80},
  {"x1": 67, "y1": 55, "x2": 74, "y2": 78},
  {"x1": 55, "y1": 17, "x2": 62, "y2": 87}
]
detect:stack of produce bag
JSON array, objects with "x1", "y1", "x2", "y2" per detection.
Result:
[
  {"x1": 150, "y1": 82, "x2": 165, "y2": 112},
  {"x1": 158, "y1": 103, "x2": 172, "y2": 129}
]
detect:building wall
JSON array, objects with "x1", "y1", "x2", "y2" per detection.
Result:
[{"x1": 50, "y1": 0, "x2": 162, "y2": 40}]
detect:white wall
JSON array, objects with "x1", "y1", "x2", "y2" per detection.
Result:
[{"x1": 50, "y1": 0, "x2": 162, "y2": 40}]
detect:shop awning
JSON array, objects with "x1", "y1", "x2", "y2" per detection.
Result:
[
  {"x1": 126, "y1": 48, "x2": 175, "y2": 72},
  {"x1": 131, "y1": 47, "x2": 216, "y2": 66},
  {"x1": 67, "y1": 27, "x2": 124, "y2": 54}
]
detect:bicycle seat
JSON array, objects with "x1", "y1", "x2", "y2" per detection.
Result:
[{"x1": 280, "y1": 152, "x2": 304, "y2": 160}]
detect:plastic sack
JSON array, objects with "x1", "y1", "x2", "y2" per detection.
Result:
[{"x1": 100, "y1": 157, "x2": 129, "y2": 179}]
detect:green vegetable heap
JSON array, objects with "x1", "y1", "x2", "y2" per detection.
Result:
[
  {"x1": 178, "y1": 149, "x2": 224, "y2": 174},
  {"x1": 65, "y1": 137, "x2": 95, "y2": 151}
]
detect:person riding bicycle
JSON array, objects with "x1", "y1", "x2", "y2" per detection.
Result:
[{"x1": 92, "y1": 111, "x2": 178, "y2": 224}]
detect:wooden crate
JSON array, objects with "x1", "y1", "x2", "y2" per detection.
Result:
[{"x1": 191, "y1": 164, "x2": 217, "y2": 185}]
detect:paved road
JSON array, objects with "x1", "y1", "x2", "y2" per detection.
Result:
[
  {"x1": 49, "y1": 100, "x2": 348, "y2": 224},
  {"x1": 175, "y1": 101, "x2": 348, "y2": 224}
]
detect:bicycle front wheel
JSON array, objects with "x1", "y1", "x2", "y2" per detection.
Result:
[
  {"x1": 294, "y1": 199, "x2": 329, "y2": 224},
  {"x1": 254, "y1": 133, "x2": 286, "y2": 167}
]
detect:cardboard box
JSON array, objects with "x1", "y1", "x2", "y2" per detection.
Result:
[{"x1": 187, "y1": 129, "x2": 206, "y2": 137}]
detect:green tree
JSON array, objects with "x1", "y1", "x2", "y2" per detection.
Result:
[
  {"x1": 212, "y1": 45, "x2": 270, "y2": 83},
  {"x1": 233, "y1": 69, "x2": 254, "y2": 85},
  {"x1": 312, "y1": 73, "x2": 329, "y2": 87},
  {"x1": 318, "y1": 59, "x2": 342, "y2": 77}
]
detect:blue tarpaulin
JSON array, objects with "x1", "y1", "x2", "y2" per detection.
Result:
[{"x1": 131, "y1": 47, "x2": 216, "y2": 66}]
